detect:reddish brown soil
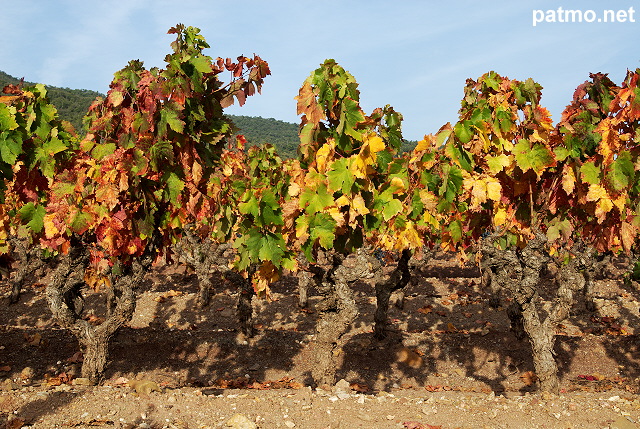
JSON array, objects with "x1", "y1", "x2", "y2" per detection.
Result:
[{"x1": 1, "y1": 253, "x2": 640, "y2": 428}]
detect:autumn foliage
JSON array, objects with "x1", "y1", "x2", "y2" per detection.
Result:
[{"x1": 1, "y1": 24, "x2": 640, "y2": 390}]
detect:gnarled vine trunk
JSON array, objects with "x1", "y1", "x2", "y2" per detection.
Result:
[
  {"x1": 235, "y1": 265, "x2": 257, "y2": 339},
  {"x1": 173, "y1": 229, "x2": 232, "y2": 308},
  {"x1": 373, "y1": 249, "x2": 413, "y2": 340},
  {"x1": 310, "y1": 250, "x2": 377, "y2": 387},
  {"x1": 46, "y1": 246, "x2": 149, "y2": 383},
  {"x1": 482, "y1": 232, "x2": 560, "y2": 392},
  {"x1": 8, "y1": 236, "x2": 49, "y2": 304}
]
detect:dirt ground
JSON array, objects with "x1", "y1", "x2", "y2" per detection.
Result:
[{"x1": 1, "y1": 252, "x2": 640, "y2": 429}]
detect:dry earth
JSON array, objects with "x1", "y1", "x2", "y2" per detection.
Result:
[{"x1": 1, "y1": 252, "x2": 640, "y2": 428}]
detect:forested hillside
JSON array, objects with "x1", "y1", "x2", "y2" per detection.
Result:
[
  {"x1": 0, "y1": 71, "x2": 103, "y2": 132},
  {"x1": 227, "y1": 115, "x2": 300, "y2": 158}
]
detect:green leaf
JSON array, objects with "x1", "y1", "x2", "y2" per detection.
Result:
[
  {"x1": 607, "y1": 151, "x2": 634, "y2": 191},
  {"x1": 327, "y1": 158, "x2": 355, "y2": 194},
  {"x1": 189, "y1": 55, "x2": 213, "y2": 73},
  {"x1": 580, "y1": 161, "x2": 601, "y2": 184},
  {"x1": 239, "y1": 193, "x2": 260, "y2": 218},
  {"x1": 70, "y1": 211, "x2": 93, "y2": 235},
  {"x1": 258, "y1": 233, "x2": 286, "y2": 265},
  {"x1": 514, "y1": 139, "x2": 554, "y2": 175},
  {"x1": 382, "y1": 198, "x2": 403, "y2": 221},
  {"x1": 91, "y1": 142, "x2": 117, "y2": 160},
  {"x1": 159, "y1": 106, "x2": 185, "y2": 135},
  {"x1": 447, "y1": 220, "x2": 463, "y2": 243},
  {"x1": 17, "y1": 202, "x2": 45, "y2": 233},
  {"x1": 454, "y1": 120, "x2": 473, "y2": 144},
  {"x1": 44, "y1": 136, "x2": 68, "y2": 155},
  {"x1": 553, "y1": 147, "x2": 570, "y2": 162},
  {"x1": 309, "y1": 212, "x2": 336, "y2": 249},
  {"x1": 337, "y1": 97, "x2": 365, "y2": 141},
  {"x1": 0, "y1": 132, "x2": 22, "y2": 165},
  {"x1": 38, "y1": 102, "x2": 57, "y2": 124},
  {"x1": 0, "y1": 104, "x2": 19, "y2": 131},
  {"x1": 546, "y1": 218, "x2": 572, "y2": 242},
  {"x1": 300, "y1": 183, "x2": 334, "y2": 214},
  {"x1": 486, "y1": 154, "x2": 510, "y2": 174},
  {"x1": 164, "y1": 172, "x2": 185, "y2": 205}
]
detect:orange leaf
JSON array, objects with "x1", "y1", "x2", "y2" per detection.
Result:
[{"x1": 520, "y1": 371, "x2": 538, "y2": 386}]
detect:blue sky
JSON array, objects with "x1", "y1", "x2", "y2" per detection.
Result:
[{"x1": 2, "y1": 0, "x2": 639, "y2": 140}]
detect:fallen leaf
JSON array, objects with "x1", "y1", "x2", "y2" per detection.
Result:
[
  {"x1": 154, "y1": 290, "x2": 184, "y2": 303},
  {"x1": 520, "y1": 371, "x2": 538, "y2": 386},
  {"x1": 0, "y1": 365, "x2": 11, "y2": 372},
  {"x1": 350, "y1": 382, "x2": 370, "y2": 393},
  {"x1": 417, "y1": 305, "x2": 433, "y2": 314},
  {"x1": 67, "y1": 352, "x2": 84, "y2": 363},
  {"x1": 111, "y1": 376, "x2": 129, "y2": 386}
]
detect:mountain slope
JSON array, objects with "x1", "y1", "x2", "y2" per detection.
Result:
[{"x1": 0, "y1": 71, "x2": 103, "y2": 132}]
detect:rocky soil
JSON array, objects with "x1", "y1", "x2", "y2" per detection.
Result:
[{"x1": 1, "y1": 252, "x2": 640, "y2": 428}]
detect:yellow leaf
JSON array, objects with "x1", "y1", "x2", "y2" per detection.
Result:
[
  {"x1": 530, "y1": 129, "x2": 546, "y2": 143},
  {"x1": 500, "y1": 138, "x2": 514, "y2": 151},
  {"x1": 470, "y1": 179, "x2": 487, "y2": 209},
  {"x1": 350, "y1": 155, "x2": 368, "y2": 180},
  {"x1": 390, "y1": 177, "x2": 406, "y2": 194},
  {"x1": 353, "y1": 134, "x2": 385, "y2": 178},
  {"x1": 612, "y1": 193, "x2": 627, "y2": 212},
  {"x1": 327, "y1": 206, "x2": 345, "y2": 226},
  {"x1": 595, "y1": 198, "x2": 613, "y2": 222},
  {"x1": 494, "y1": 206, "x2": 507, "y2": 226},
  {"x1": 586, "y1": 184, "x2": 608, "y2": 202},
  {"x1": 415, "y1": 136, "x2": 434, "y2": 152},
  {"x1": 396, "y1": 222, "x2": 422, "y2": 249},
  {"x1": 43, "y1": 214, "x2": 59, "y2": 239},
  {"x1": 288, "y1": 182, "x2": 301, "y2": 197},
  {"x1": 596, "y1": 118, "x2": 620, "y2": 163},
  {"x1": 351, "y1": 195, "x2": 370, "y2": 215},
  {"x1": 485, "y1": 179, "x2": 501, "y2": 202},
  {"x1": 316, "y1": 141, "x2": 333, "y2": 174},
  {"x1": 335, "y1": 195, "x2": 350, "y2": 207},
  {"x1": 419, "y1": 190, "x2": 438, "y2": 208},
  {"x1": 365, "y1": 134, "x2": 385, "y2": 153},
  {"x1": 562, "y1": 164, "x2": 576, "y2": 195},
  {"x1": 253, "y1": 261, "x2": 280, "y2": 298},
  {"x1": 422, "y1": 211, "x2": 440, "y2": 230}
]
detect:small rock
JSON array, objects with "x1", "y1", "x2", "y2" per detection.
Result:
[
  {"x1": 284, "y1": 421, "x2": 296, "y2": 428},
  {"x1": 2, "y1": 379, "x2": 19, "y2": 391},
  {"x1": 333, "y1": 379, "x2": 351, "y2": 393},
  {"x1": 19, "y1": 367, "x2": 35, "y2": 381},
  {"x1": 225, "y1": 413, "x2": 257, "y2": 429},
  {"x1": 610, "y1": 416, "x2": 640, "y2": 429},
  {"x1": 128, "y1": 380, "x2": 161, "y2": 395},
  {"x1": 72, "y1": 378, "x2": 93, "y2": 386}
]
